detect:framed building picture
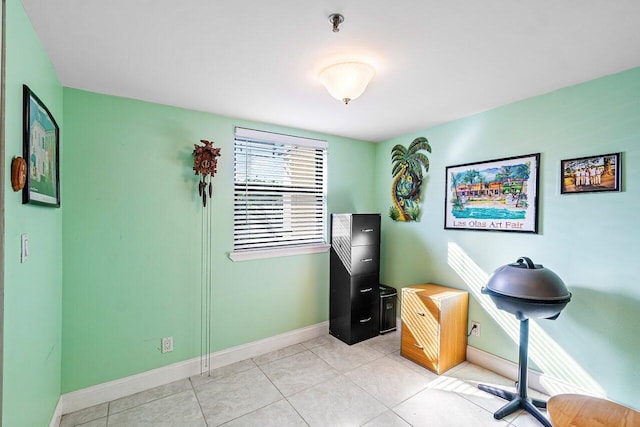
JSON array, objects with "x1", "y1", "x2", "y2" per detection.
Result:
[
  {"x1": 23, "y1": 85, "x2": 60, "y2": 207},
  {"x1": 445, "y1": 153, "x2": 540, "y2": 233},
  {"x1": 560, "y1": 153, "x2": 621, "y2": 194}
]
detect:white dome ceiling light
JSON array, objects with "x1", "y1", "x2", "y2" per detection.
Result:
[
  {"x1": 319, "y1": 14, "x2": 376, "y2": 105},
  {"x1": 319, "y1": 61, "x2": 376, "y2": 105}
]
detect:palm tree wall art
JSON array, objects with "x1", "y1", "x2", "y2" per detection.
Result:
[{"x1": 389, "y1": 137, "x2": 432, "y2": 221}]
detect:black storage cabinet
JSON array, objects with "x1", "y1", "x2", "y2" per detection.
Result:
[
  {"x1": 330, "y1": 213, "x2": 381, "y2": 345},
  {"x1": 379, "y1": 284, "x2": 397, "y2": 334}
]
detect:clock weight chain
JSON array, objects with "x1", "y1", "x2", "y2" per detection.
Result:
[{"x1": 192, "y1": 139, "x2": 220, "y2": 374}]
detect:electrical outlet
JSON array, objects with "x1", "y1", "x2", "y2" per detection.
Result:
[
  {"x1": 471, "y1": 321, "x2": 481, "y2": 337},
  {"x1": 162, "y1": 337, "x2": 174, "y2": 353}
]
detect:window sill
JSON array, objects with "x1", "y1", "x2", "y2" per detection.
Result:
[{"x1": 229, "y1": 244, "x2": 330, "y2": 262}]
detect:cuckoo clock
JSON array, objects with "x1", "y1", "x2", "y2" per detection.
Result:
[{"x1": 193, "y1": 139, "x2": 221, "y2": 207}]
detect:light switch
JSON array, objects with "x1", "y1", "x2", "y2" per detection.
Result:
[{"x1": 21, "y1": 234, "x2": 28, "y2": 263}]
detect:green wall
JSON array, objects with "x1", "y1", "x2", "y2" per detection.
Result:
[
  {"x1": 5, "y1": 0, "x2": 639, "y2": 418},
  {"x1": 61, "y1": 88, "x2": 376, "y2": 392},
  {"x1": 2, "y1": 0, "x2": 64, "y2": 425},
  {"x1": 375, "y1": 67, "x2": 640, "y2": 409}
]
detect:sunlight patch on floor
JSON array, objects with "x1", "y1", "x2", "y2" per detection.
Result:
[{"x1": 427, "y1": 374, "x2": 503, "y2": 397}]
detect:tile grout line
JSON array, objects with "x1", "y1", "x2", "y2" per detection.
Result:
[
  {"x1": 348, "y1": 353, "x2": 432, "y2": 427},
  {"x1": 179, "y1": 345, "x2": 317, "y2": 426},
  {"x1": 189, "y1": 376, "x2": 210, "y2": 427},
  {"x1": 259, "y1": 336, "x2": 398, "y2": 426},
  {"x1": 302, "y1": 339, "x2": 398, "y2": 426},
  {"x1": 80, "y1": 333, "x2": 473, "y2": 427},
  {"x1": 253, "y1": 357, "x2": 311, "y2": 426},
  {"x1": 344, "y1": 373, "x2": 390, "y2": 426},
  {"x1": 102, "y1": 380, "x2": 192, "y2": 418}
]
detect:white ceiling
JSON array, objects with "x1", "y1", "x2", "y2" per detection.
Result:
[{"x1": 21, "y1": 0, "x2": 640, "y2": 142}]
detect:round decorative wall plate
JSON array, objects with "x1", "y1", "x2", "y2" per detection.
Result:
[{"x1": 11, "y1": 157, "x2": 27, "y2": 191}]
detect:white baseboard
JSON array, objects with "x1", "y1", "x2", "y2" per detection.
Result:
[
  {"x1": 466, "y1": 345, "x2": 593, "y2": 397},
  {"x1": 467, "y1": 345, "x2": 539, "y2": 388},
  {"x1": 49, "y1": 397, "x2": 63, "y2": 427},
  {"x1": 55, "y1": 324, "x2": 591, "y2": 426},
  {"x1": 57, "y1": 321, "x2": 328, "y2": 418}
]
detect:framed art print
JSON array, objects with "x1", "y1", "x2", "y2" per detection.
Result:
[
  {"x1": 445, "y1": 153, "x2": 540, "y2": 233},
  {"x1": 23, "y1": 85, "x2": 60, "y2": 207},
  {"x1": 560, "y1": 153, "x2": 620, "y2": 194}
]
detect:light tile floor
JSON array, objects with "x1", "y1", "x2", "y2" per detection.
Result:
[{"x1": 60, "y1": 331, "x2": 551, "y2": 427}]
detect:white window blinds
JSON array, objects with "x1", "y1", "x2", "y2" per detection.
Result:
[{"x1": 233, "y1": 127, "x2": 328, "y2": 254}]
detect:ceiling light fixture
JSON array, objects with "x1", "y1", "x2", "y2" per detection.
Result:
[
  {"x1": 328, "y1": 13, "x2": 344, "y2": 33},
  {"x1": 319, "y1": 13, "x2": 376, "y2": 105},
  {"x1": 319, "y1": 62, "x2": 376, "y2": 105}
]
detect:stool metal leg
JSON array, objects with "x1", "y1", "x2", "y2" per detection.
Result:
[{"x1": 477, "y1": 319, "x2": 550, "y2": 427}]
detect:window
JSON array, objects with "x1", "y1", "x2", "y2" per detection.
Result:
[{"x1": 230, "y1": 127, "x2": 328, "y2": 261}]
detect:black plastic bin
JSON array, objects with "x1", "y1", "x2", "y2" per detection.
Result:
[{"x1": 379, "y1": 284, "x2": 397, "y2": 334}]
